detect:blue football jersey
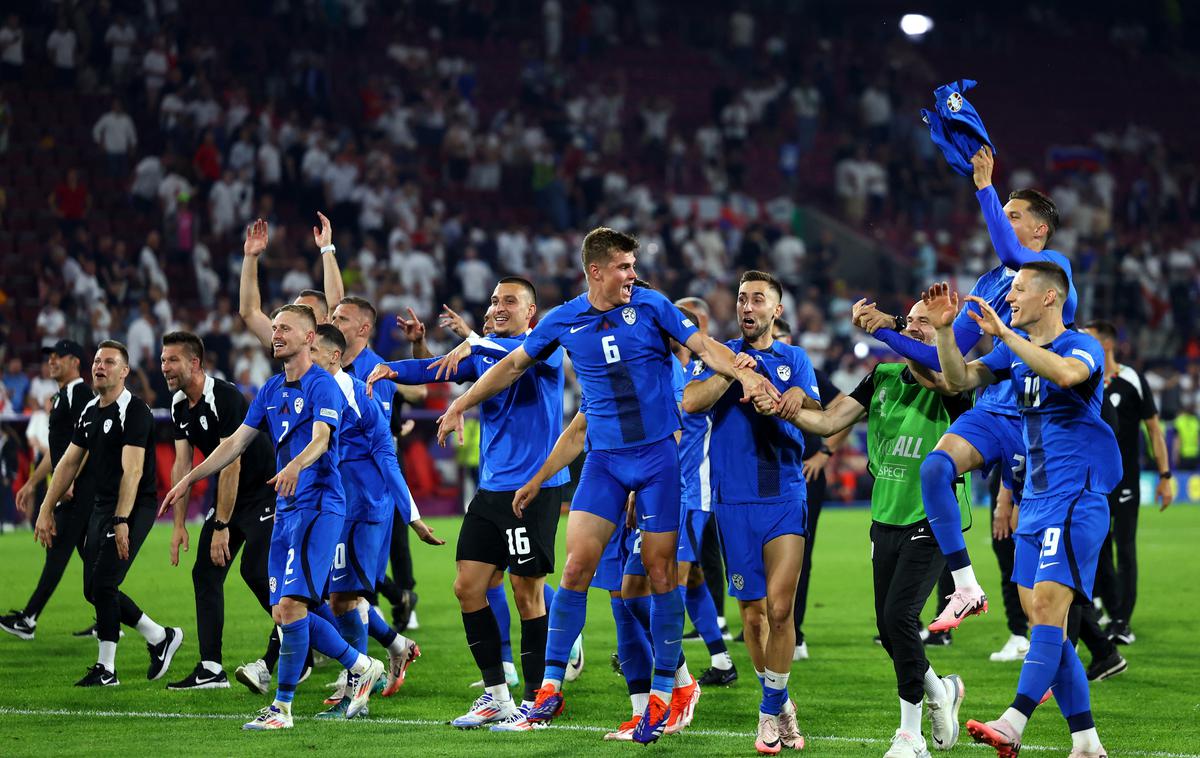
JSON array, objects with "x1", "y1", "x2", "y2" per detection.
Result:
[
  {"x1": 386, "y1": 333, "x2": 569, "y2": 491},
  {"x1": 979, "y1": 330, "x2": 1121, "y2": 505},
  {"x1": 522, "y1": 287, "x2": 699, "y2": 451},
  {"x1": 243, "y1": 364, "x2": 345, "y2": 515},
  {"x1": 333, "y1": 371, "x2": 398, "y2": 523},
  {"x1": 679, "y1": 358, "x2": 714, "y2": 513},
  {"x1": 344, "y1": 344, "x2": 398, "y2": 419},
  {"x1": 694, "y1": 339, "x2": 819, "y2": 504}
]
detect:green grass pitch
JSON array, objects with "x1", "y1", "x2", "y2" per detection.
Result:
[{"x1": 1, "y1": 505, "x2": 1198, "y2": 756}]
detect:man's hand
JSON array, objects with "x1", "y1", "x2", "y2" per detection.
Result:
[
  {"x1": 852, "y1": 298, "x2": 894, "y2": 334},
  {"x1": 210, "y1": 528, "x2": 231, "y2": 567},
  {"x1": 267, "y1": 461, "x2": 302, "y2": 498},
  {"x1": 15, "y1": 481, "x2": 34, "y2": 515},
  {"x1": 802, "y1": 451, "x2": 830, "y2": 482},
  {"x1": 964, "y1": 294, "x2": 1011, "y2": 339},
  {"x1": 971, "y1": 145, "x2": 994, "y2": 190},
  {"x1": 438, "y1": 304, "x2": 471, "y2": 339},
  {"x1": 35, "y1": 507, "x2": 56, "y2": 548},
  {"x1": 739, "y1": 371, "x2": 782, "y2": 406},
  {"x1": 993, "y1": 486, "x2": 1014, "y2": 540},
  {"x1": 774, "y1": 386, "x2": 812, "y2": 421},
  {"x1": 114, "y1": 522, "x2": 131, "y2": 561},
  {"x1": 399, "y1": 419, "x2": 415, "y2": 437},
  {"x1": 436, "y1": 400, "x2": 466, "y2": 447},
  {"x1": 430, "y1": 342, "x2": 472, "y2": 380},
  {"x1": 397, "y1": 307, "x2": 426, "y2": 343},
  {"x1": 733, "y1": 352, "x2": 757, "y2": 371},
  {"x1": 512, "y1": 478, "x2": 543, "y2": 519},
  {"x1": 159, "y1": 476, "x2": 191, "y2": 517},
  {"x1": 921, "y1": 281, "x2": 960, "y2": 329},
  {"x1": 170, "y1": 524, "x2": 189, "y2": 566},
  {"x1": 1157, "y1": 476, "x2": 1175, "y2": 511},
  {"x1": 410, "y1": 519, "x2": 446, "y2": 545},
  {"x1": 365, "y1": 363, "x2": 398, "y2": 397},
  {"x1": 244, "y1": 218, "x2": 269, "y2": 257},
  {"x1": 312, "y1": 211, "x2": 333, "y2": 248}
]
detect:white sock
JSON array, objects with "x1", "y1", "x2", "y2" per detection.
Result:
[
  {"x1": 541, "y1": 676, "x2": 563, "y2": 690},
  {"x1": 135, "y1": 614, "x2": 166, "y2": 645},
  {"x1": 922, "y1": 666, "x2": 944, "y2": 701},
  {"x1": 272, "y1": 699, "x2": 292, "y2": 715},
  {"x1": 716, "y1": 615, "x2": 726, "y2": 628},
  {"x1": 755, "y1": 668, "x2": 766, "y2": 684},
  {"x1": 201, "y1": 660, "x2": 223, "y2": 675},
  {"x1": 502, "y1": 660, "x2": 518, "y2": 678},
  {"x1": 763, "y1": 668, "x2": 790, "y2": 692},
  {"x1": 1071, "y1": 727, "x2": 1101, "y2": 751},
  {"x1": 710, "y1": 650, "x2": 733, "y2": 670},
  {"x1": 1001, "y1": 707, "x2": 1029, "y2": 735},
  {"x1": 900, "y1": 698, "x2": 922, "y2": 734},
  {"x1": 97, "y1": 640, "x2": 117, "y2": 671},
  {"x1": 485, "y1": 682, "x2": 512, "y2": 702},
  {"x1": 674, "y1": 660, "x2": 692, "y2": 687},
  {"x1": 782, "y1": 697, "x2": 796, "y2": 715},
  {"x1": 357, "y1": 598, "x2": 370, "y2": 624},
  {"x1": 349, "y1": 653, "x2": 372, "y2": 675},
  {"x1": 387, "y1": 633, "x2": 411, "y2": 656},
  {"x1": 950, "y1": 566, "x2": 978, "y2": 589},
  {"x1": 631, "y1": 692, "x2": 649, "y2": 715}
]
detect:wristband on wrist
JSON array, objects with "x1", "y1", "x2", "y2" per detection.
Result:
[
  {"x1": 212, "y1": 519, "x2": 229, "y2": 531},
  {"x1": 111, "y1": 515, "x2": 130, "y2": 526},
  {"x1": 1160, "y1": 471, "x2": 1172, "y2": 480},
  {"x1": 820, "y1": 445, "x2": 834, "y2": 456},
  {"x1": 893, "y1": 314, "x2": 907, "y2": 331},
  {"x1": 320, "y1": 244, "x2": 336, "y2": 254}
]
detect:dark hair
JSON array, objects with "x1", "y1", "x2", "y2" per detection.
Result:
[
  {"x1": 1020, "y1": 261, "x2": 1069, "y2": 303},
  {"x1": 632, "y1": 278, "x2": 653, "y2": 290},
  {"x1": 1083, "y1": 319, "x2": 1117, "y2": 341},
  {"x1": 315, "y1": 323, "x2": 347, "y2": 354},
  {"x1": 674, "y1": 297, "x2": 710, "y2": 318},
  {"x1": 581, "y1": 227, "x2": 638, "y2": 270},
  {"x1": 96, "y1": 339, "x2": 130, "y2": 365},
  {"x1": 1008, "y1": 189, "x2": 1059, "y2": 242},
  {"x1": 497, "y1": 276, "x2": 537, "y2": 305},
  {"x1": 739, "y1": 270, "x2": 784, "y2": 302},
  {"x1": 773, "y1": 317, "x2": 792, "y2": 336},
  {"x1": 272, "y1": 303, "x2": 317, "y2": 330},
  {"x1": 297, "y1": 288, "x2": 329, "y2": 318},
  {"x1": 338, "y1": 295, "x2": 378, "y2": 325},
  {"x1": 162, "y1": 330, "x2": 205, "y2": 363}
]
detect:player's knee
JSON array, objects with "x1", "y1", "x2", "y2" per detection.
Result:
[
  {"x1": 276, "y1": 598, "x2": 306, "y2": 624},
  {"x1": 920, "y1": 450, "x2": 956, "y2": 489},
  {"x1": 559, "y1": 556, "x2": 595, "y2": 590},
  {"x1": 453, "y1": 574, "x2": 486, "y2": 607},
  {"x1": 685, "y1": 564, "x2": 706, "y2": 589},
  {"x1": 510, "y1": 578, "x2": 543, "y2": 617},
  {"x1": 765, "y1": 597, "x2": 794, "y2": 629}
]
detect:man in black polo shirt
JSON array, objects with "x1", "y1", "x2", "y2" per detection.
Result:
[
  {"x1": 35, "y1": 340, "x2": 183, "y2": 686},
  {"x1": 158, "y1": 331, "x2": 280, "y2": 691},
  {"x1": 2, "y1": 340, "x2": 94, "y2": 640}
]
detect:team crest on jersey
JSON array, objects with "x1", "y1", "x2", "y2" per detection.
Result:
[
  {"x1": 946, "y1": 91, "x2": 964, "y2": 113},
  {"x1": 622, "y1": 307, "x2": 636, "y2": 325},
  {"x1": 732, "y1": 573, "x2": 745, "y2": 591},
  {"x1": 200, "y1": 416, "x2": 209, "y2": 430},
  {"x1": 103, "y1": 419, "x2": 112, "y2": 434},
  {"x1": 294, "y1": 397, "x2": 304, "y2": 414},
  {"x1": 776, "y1": 364, "x2": 792, "y2": 382},
  {"x1": 692, "y1": 361, "x2": 706, "y2": 377},
  {"x1": 269, "y1": 577, "x2": 277, "y2": 593},
  {"x1": 878, "y1": 388, "x2": 887, "y2": 405}
]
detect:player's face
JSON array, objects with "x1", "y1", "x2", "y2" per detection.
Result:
[
  {"x1": 1002, "y1": 199, "x2": 1046, "y2": 249},
  {"x1": 294, "y1": 295, "x2": 328, "y2": 324},
  {"x1": 47, "y1": 353, "x2": 64, "y2": 380},
  {"x1": 482, "y1": 307, "x2": 496, "y2": 335},
  {"x1": 91, "y1": 348, "x2": 128, "y2": 391},
  {"x1": 1006, "y1": 269, "x2": 1049, "y2": 329},
  {"x1": 904, "y1": 302, "x2": 936, "y2": 345},
  {"x1": 160, "y1": 344, "x2": 197, "y2": 392},
  {"x1": 309, "y1": 339, "x2": 341, "y2": 373},
  {"x1": 593, "y1": 250, "x2": 638, "y2": 306},
  {"x1": 271, "y1": 311, "x2": 314, "y2": 361},
  {"x1": 490, "y1": 283, "x2": 535, "y2": 336},
  {"x1": 737, "y1": 281, "x2": 782, "y2": 342},
  {"x1": 331, "y1": 303, "x2": 367, "y2": 345}
]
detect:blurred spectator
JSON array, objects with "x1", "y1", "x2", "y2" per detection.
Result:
[
  {"x1": 28, "y1": 360, "x2": 56, "y2": 409},
  {"x1": 48, "y1": 168, "x2": 90, "y2": 237},
  {"x1": 2, "y1": 357, "x2": 29, "y2": 410},
  {"x1": 92, "y1": 99, "x2": 138, "y2": 176},
  {"x1": 125, "y1": 301, "x2": 158, "y2": 372},
  {"x1": 36, "y1": 292, "x2": 66, "y2": 347},
  {"x1": 104, "y1": 14, "x2": 137, "y2": 85},
  {"x1": 0, "y1": 14, "x2": 23, "y2": 81},
  {"x1": 45, "y1": 17, "x2": 77, "y2": 87}
]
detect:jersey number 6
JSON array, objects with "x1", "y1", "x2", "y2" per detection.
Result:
[{"x1": 602, "y1": 335, "x2": 622, "y2": 364}]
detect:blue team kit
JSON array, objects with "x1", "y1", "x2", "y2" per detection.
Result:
[{"x1": 922, "y1": 78, "x2": 996, "y2": 177}]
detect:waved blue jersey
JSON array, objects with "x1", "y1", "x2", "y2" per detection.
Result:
[
  {"x1": 680, "y1": 358, "x2": 714, "y2": 512},
  {"x1": 979, "y1": 330, "x2": 1121, "y2": 505},
  {"x1": 243, "y1": 364, "x2": 345, "y2": 515},
  {"x1": 333, "y1": 371, "x2": 413, "y2": 523},
  {"x1": 386, "y1": 333, "x2": 569, "y2": 491},
  {"x1": 694, "y1": 339, "x2": 819, "y2": 504},
  {"x1": 344, "y1": 344, "x2": 397, "y2": 420},
  {"x1": 522, "y1": 287, "x2": 699, "y2": 451}
]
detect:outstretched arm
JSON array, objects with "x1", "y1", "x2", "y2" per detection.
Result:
[
  {"x1": 160, "y1": 424, "x2": 259, "y2": 513},
  {"x1": 685, "y1": 332, "x2": 781, "y2": 404},
  {"x1": 239, "y1": 219, "x2": 274, "y2": 350},
  {"x1": 313, "y1": 211, "x2": 345, "y2": 308},
  {"x1": 436, "y1": 346, "x2": 535, "y2": 445},
  {"x1": 973, "y1": 147, "x2": 1052, "y2": 269},
  {"x1": 781, "y1": 394, "x2": 867, "y2": 436}
]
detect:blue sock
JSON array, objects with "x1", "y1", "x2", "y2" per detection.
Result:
[
  {"x1": 650, "y1": 589, "x2": 685, "y2": 697},
  {"x1": 543, "y1": 587, "x2": 587, "y2": 685},
  {"x1": 275, "y1": 618, "x2": 309, "y2": 703},
  {"x1": 487, "y1": 584, "x2": 513, "y2": 665},
  {"x1": 624, "y1": 594, "x2": 652, "y2": 633},
  {"x1": 543, "y1": 583, "x2": 555, "y2": 614},
  {"x1": 611, "y1": 597, "x2": 652, "y2": 695},
  {"x1": 760, "y1": 669, "x2": 789, "y2": 716},
  {"x1": 920, "y1": 450, "x2": 970, "y2": 570},
  {"x1": 367, "y1": 605, "x2": 398, "y2": 648},
  {"x1": 1012, "y1": 624, "x2": 1065, "y2": 718},
  {"x1": 684, "y1": 584, "x2": 727, "y2": 655},
  {"x1": 1053, "y1": 638, "x2": 1094, "y2": 731},
  {"x1": 312, "y1": 602, "x2": 337, "y2": 625},
  {"x1": 307, "y1": 612, "x2": 359, "y2": 670},
  {"x1": 336, "y1": 609, "x2": 368, "y2": 654}
]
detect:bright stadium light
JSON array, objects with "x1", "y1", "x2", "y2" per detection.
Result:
[
  {"x1": 900, "y1": 14, "x2": 934, "y2": 38},
  {"x1": 854, "y1": 341, "x2": 870, "y2": 360}
]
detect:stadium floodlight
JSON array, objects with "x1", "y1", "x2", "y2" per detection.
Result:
[
  {"x1": 854, "y1": 341, "x2": 870, "y2": 360},
  {"x1": 900, "y1": 13, "x2": 934, "y2": 38}
]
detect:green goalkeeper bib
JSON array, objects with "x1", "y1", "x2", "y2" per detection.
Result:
[{"x1": 866, "y1": 363, "x2": 972, "y2": 527}]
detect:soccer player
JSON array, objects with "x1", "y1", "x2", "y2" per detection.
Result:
[
  {"x1": 781, "y1": 298, "x2": 969, "y2": 758},
  {"x1": 924, "y1": 267, "x2": 1118, "y2": 758},
  {"x1": 34, "y1": 341, "x2": 182, "y2": 686},
  {"x1": 437, "y1": 228, "x2": 777, "y2": 743},
  {"x1": 368, "y1": 278, "x2": 569, "y2": 730},
  {"x1": 309, "y1": 324, "x2": 440, "y2": 717},
  {"x1": 157, "y1": 331, "x2": 280, "y2": 690},
  {"x1": 862, "y1": 147, "x2": 1078, "y2": 633},
  {"x1": 3, "y1": 340, "x2": 93, "y2": 640},
  {"x1": 161, "y1": 305, "x2": 385, "y2": 730},
  {"x1": 1081, "y1": 320, "x2": 1173, "y2": 645},
  {"x1": 682, "y1": 271, "x2": 817, "y2": 753}
]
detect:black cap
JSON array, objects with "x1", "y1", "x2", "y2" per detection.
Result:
[{"x1": 42, "y1": 339, "x2": 86, "y2": 362}]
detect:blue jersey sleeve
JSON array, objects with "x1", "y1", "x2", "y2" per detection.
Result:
[
  {"x1": 1056, "y1": 332, "x2": 1104, "y2": 377},
  {"x1": 243, "y1": 381, "x2": 269, "y2": 431},
  {"x1": 386, "y1": 356, "x2": 481, "y2": 385},
  {"x1": 977, "y1": 185, "x2": 1047, "y2": 270},
  {"x1": 361, "y1": 392, "x2": 414, "y2": 523},
  {"x1": 977, "y1": 340, "x2": 1014, "y2": 380},
  {"x1": 871, "y1": 319, "x2": 983, "y2": 371},
  {"x1": 308, "y1": 373, "x2": 343, "y2": 431},
  {"x1": 643, "y1": 289, "x2": 700, "y2": 346},
  {"x1": 672, "y1": 359, "x2": 686, "y2": 406},
  {"x1": 523, "y1": 310, "x2": 568, "y2": 362}
]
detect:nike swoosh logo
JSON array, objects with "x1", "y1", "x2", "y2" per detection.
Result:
[
  {"x1": 569, "y1": 325, "x2": 588, "y2": 333},
  {"x1": 332, "y1": 574, "x2": 347, "y2": 581},
  {"x1": 1118, "y1": 495, "x2": 1133, "y2": 503},
  {"x1": 284, "y1": 578, "x2": 298, "y2": 585},
  {"x1": 1039, "y1": 561, "x2": 1059, "y2": 569},
  {"x1": 105, "y1": 531, "x2": 116, "y2": 538},
  {"x1": 665, "y1": 639, "x2": 681, "y2": 645},
  {"x1": 193, "y1": 674, "x2": 219, "y2": 684},
  {"x1": 640, "y1": 514, "x2": 655, "y2": 520},
  {"x1": 156, "y1": 647, "x2": 168, "y2": 662},
  {"x1": 267, "y1": 406, "x2": 278, "y2": 410},
  {"x1": 517, "y1": 557, "x2": 534, "y2": 565},
  {"x1": 180, "y1": 422, "x2": 189, "y2": 429},
  {"x1": 549, "y1": 628, "x2": 565, "y2": 632},
  {"x1": 910, "y1": 535, "x2": 930, "y2": 541},
  {"x1": 259, "y1": 514, "x2": 274, "y2": 522}
]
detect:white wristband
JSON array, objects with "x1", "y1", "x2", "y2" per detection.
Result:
[{"x1": 320, "y1": 244, "x2": 336, "y2": 254}]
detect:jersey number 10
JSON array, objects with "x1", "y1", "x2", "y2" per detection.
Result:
[{"x1": 1022, "y1": 376, "x2": 1042, "y2": 408}]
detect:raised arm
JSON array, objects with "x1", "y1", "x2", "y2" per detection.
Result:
[
  {"x1": 972, "y1": 147, "x2": 1051, "y2": 269},
  {"x1": 239, "y1": 218, "x2": 274, "y2": 349},
  {"x1": 161, "y1": 424, "x2": 259, "y2": 513},
  {"x1": 926, "y1": 285, "x2": 998, "y2": 392},
  {"x1": 512, "y1": 411, "x2": 586, "y2": 518},
  {"x1": 436, "y1": 346, "x2": 535, "y2": 446},
  {"x1": 313, "y1": 211, "x2": 345, "y2": 308}
]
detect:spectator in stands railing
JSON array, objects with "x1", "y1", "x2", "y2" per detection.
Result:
[
  {"x1": 49, "y1": 168, "x2": 90, "y2": 238},
  {"x1": 0, "y1": 14, "x2": 23, "y2": 82},
  {"x1": 45, "y1": 17, "x2": 77, "y2": 88}
]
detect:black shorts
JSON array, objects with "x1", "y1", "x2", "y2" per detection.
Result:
[{"x1": 456, "y1": 486, "x2": 562, "y2": 576}]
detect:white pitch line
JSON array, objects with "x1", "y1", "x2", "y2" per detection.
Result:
[{"x1": 0, "y1": 707, "x2": 1195, "y2": 758}]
